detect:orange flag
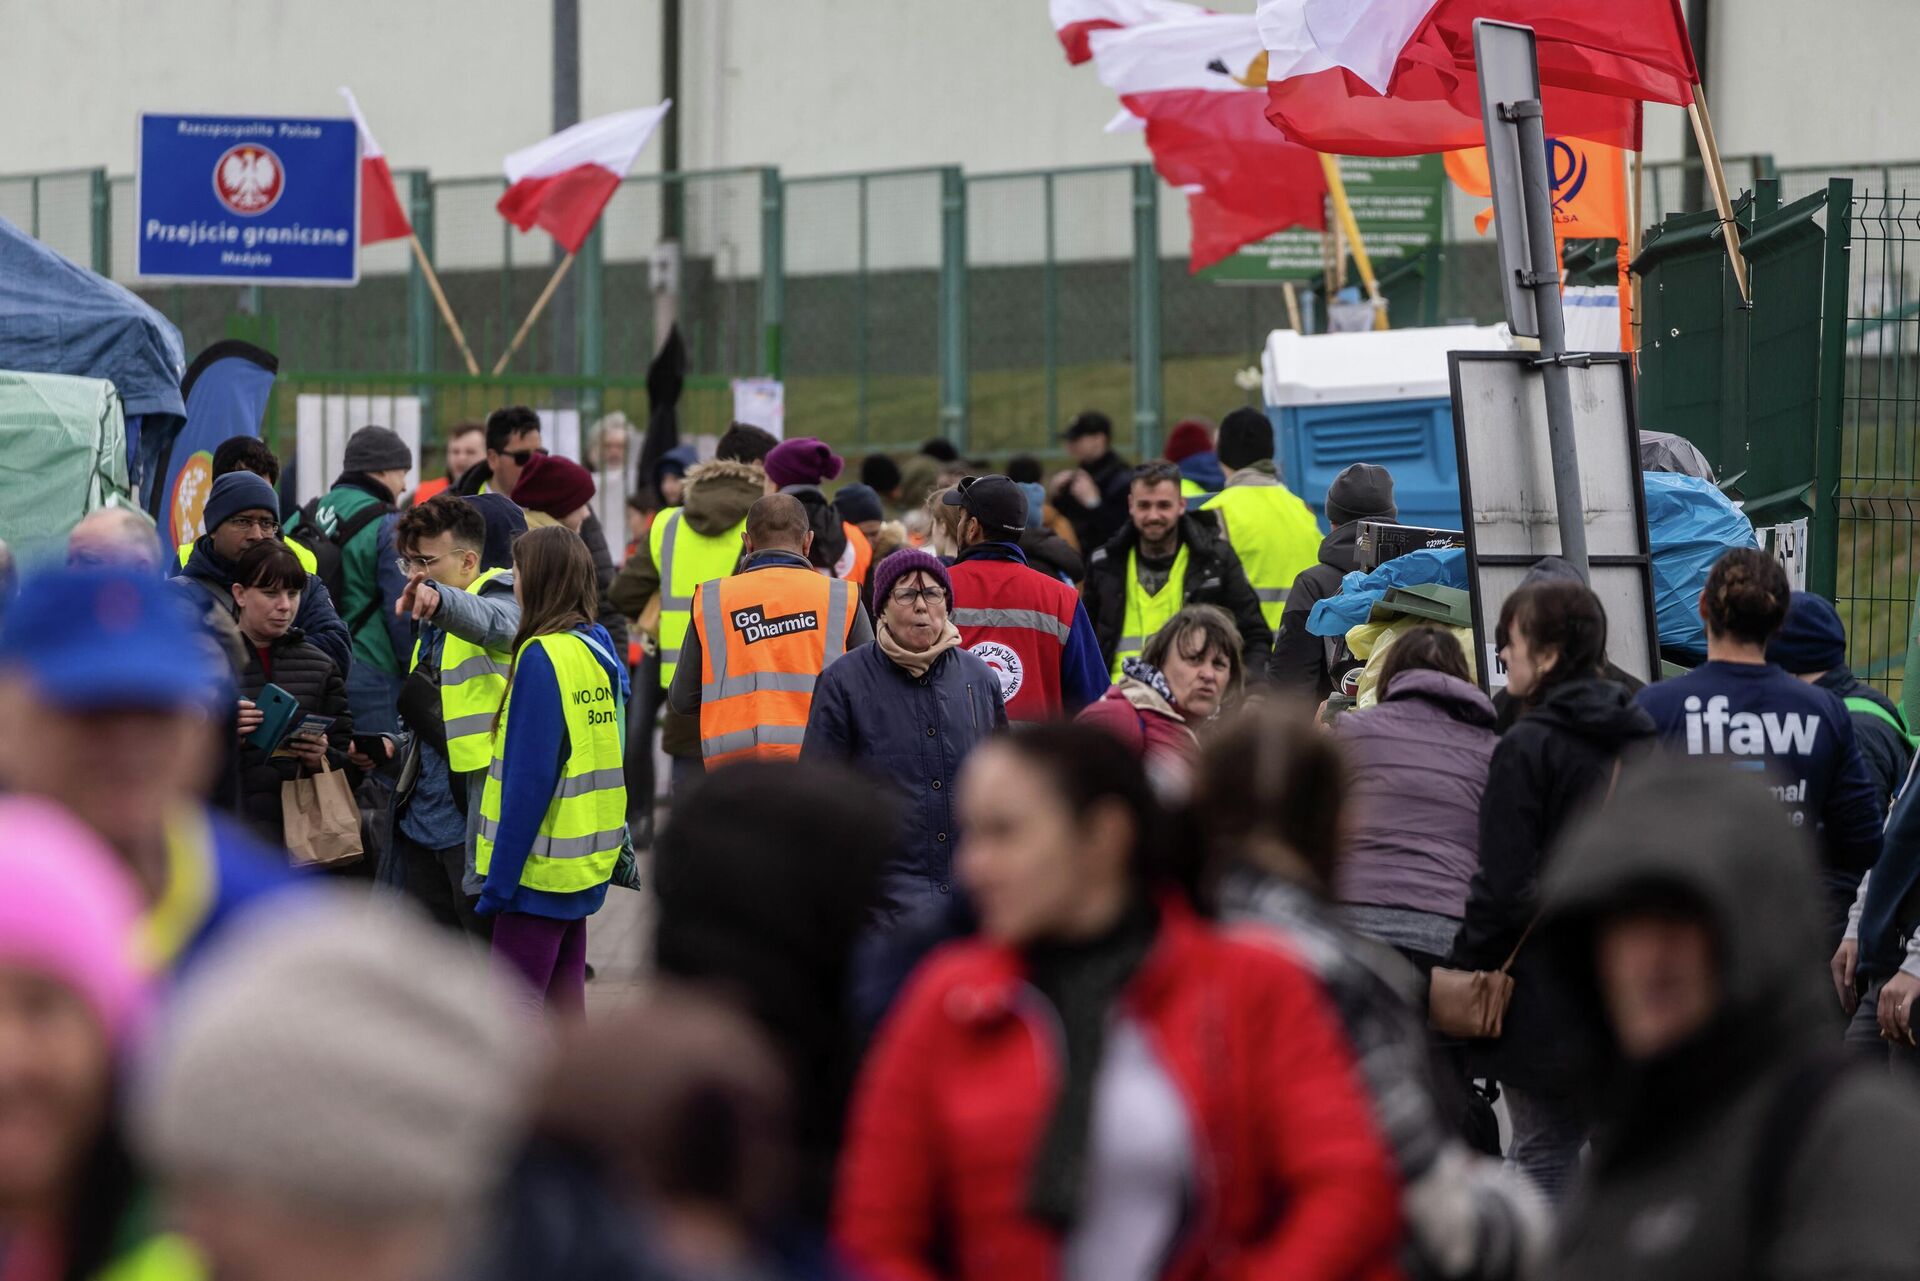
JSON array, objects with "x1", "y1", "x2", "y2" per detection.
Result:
[{"x1": 1444, "y1": 138, "x2": 1628, "y2": 242}]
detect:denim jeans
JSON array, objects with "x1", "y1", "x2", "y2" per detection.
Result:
[
  {"x1": 1504, "y1": 1086, "x2": 1587, "y2": 1206},
  {"x1": 1845, "y1": 978, "x2": 1920, "y2": 1078}
]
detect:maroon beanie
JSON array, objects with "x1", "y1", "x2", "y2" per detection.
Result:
[
  {"x1": 511, "y1": 453, "x2": 596, "y2": 520},
  {"x1": 1163, "y1": 419, "x2": 1214, "y2": 464},
  {"x1": 871, "y1": 548, "x2": 952, "y2": 608},
  {"x1": 765, "y1": 438, "x2": 844, "y2": 490}
]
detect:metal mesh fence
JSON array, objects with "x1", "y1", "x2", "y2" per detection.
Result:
[
  {"x1": 1833, "y1": 187, "x2": 1920, "y2": 702},
  {"x1": 783, "y1": 167, "x2": 947, "y2": 454}
]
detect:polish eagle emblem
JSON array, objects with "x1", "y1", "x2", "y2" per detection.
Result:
[{"x1": 213, "y1": 143, "x2": 284, "y2": 215}]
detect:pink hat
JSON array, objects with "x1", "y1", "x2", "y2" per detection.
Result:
[
  {"x1": 0, "y1": 798, "x2": 149, "y2": 1042},
  {"x1": 764, "y1": 438, "x2": 845, "y2": 490}
]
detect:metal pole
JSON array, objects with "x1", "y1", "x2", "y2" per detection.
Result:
[
  {"x1": 758, "y1": 167, "x2": 783, "y2": 378},
  {"x1": 1043, "y1": 172, "x2": 1059, "y2": 439},
  {"x1": 1808, "y1": 177, "x2": 1854, "y2": 599},
  {"x1": 937, "y1": 166, "x2": 969, "y2": 451},
  {"x1": 654, "y1": 0, "x2": 683, "y2": 357},
  {"x1": 1509, "y1": 99, "x2": 1590, "y2": 577},
  {"x1": 857, "y1": 174, "x2": 870, "y2": 445},
  {"x1": 1130, "y1": 164, "x2": 1163, "y2": 458},
  {"x1": 550, "y1": 0, "x2": 580, "y2": 380}
]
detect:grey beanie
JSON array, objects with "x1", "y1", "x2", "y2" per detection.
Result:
[
  {"x1": 134, "y1": 892, "x2": 533, "y2": 1219},
  {"x1": 342, "y1": 424, "x2": 414, "y2": 473},
  {"x1": 1325, "y1": 462, "x2": 1397, "y2": 527}
]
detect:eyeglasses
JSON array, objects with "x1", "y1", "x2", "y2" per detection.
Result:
[
  {"x1": 227, "y1": 515, "x2": 279, "y2": 535},
  {"x1": 888, "y1": 587, "x2": 947, "y2": 608},
  {"x1": 394, "y1": 551, "x2": 460, "y2": 575},
  {"x1": 503, "y1": 447, "x2": 549, "y2": 466}
]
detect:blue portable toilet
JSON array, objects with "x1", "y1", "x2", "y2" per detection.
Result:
[{"x1": 1262, "y1": 324, "x2": 1513, "y2": 531}]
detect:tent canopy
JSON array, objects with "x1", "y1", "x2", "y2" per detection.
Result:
[{"x1": 0, "y1": 216, "x2": 185, "y2": 418}]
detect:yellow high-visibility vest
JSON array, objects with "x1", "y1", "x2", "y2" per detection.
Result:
[
  {"x1": 409, "y1": 567, "x2": 513, "y2": 773},
  {"x1": 475, "y1": 631, "x2": 626, "y2": 894},
  {"x1": 1202, "y1": 484, "x2": 1323, "y2": 632},
  {"x1": 648, "y1": 507, "x2": 746, "y2": 687},
  {"x1": 1112, "y1": 544, "x2": 1189, "y2": 680}
]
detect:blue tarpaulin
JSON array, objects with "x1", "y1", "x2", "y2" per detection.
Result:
[
  {"x1": 0, "y1": 216, "x2": 185, "y2": 419},
  {"x1": 1309, "y1": 474, "x2": 1758, "y2": 655}
]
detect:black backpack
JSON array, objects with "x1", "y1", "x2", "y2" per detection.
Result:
[{"x1": 288, "y1": 495, "x2": 391, "y2": 630}]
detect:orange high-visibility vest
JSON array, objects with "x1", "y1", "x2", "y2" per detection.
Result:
[
  {"x1": 693, "y1": 566, "x2": 858, "y2": 767},
  {"x1": 838, "y1": 521, "x2": 874, "y2": 586}
]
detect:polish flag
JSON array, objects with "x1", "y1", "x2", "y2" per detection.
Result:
[
  {"x1": 1188, "y1": 189, "x2": 1306, "y2": 274},
  {"x1": 1089, "y1": 14, "x2": 1326, "y2": 228},
  {"x1": 339, "y1": 88, "x2": 412, "y2": 245},
  {"x1": 1050, "y1": 0, "x2": 1208, "y2": 64},
  {"x1": 1256, "y1": 0, "x2": 1689, "y2": 155},
  {"x1": 496, "y1": 101, "x2": 673, "y2": 255}
]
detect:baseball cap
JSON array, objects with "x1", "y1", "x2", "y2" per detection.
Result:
[
  {"x1": 942, "y1": 474, "x2": 1027, "y2": 536},
  {"x1": 0, "y1": 568, "x2": 229, "y2": 713}
]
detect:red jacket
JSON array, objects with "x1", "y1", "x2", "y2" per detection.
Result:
[
  {"x1": 835, "y1": 902, "x2": 1404, "y2": 1281},
  {"x1": 949, "y1": 549, "x2": 1077, "y2": 721}
]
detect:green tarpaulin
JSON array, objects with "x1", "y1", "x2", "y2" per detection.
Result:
[{"x1": 0, "y1": 370, "x2": 132, "y2": 569}]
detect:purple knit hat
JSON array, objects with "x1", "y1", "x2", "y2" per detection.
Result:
[
  {"x1": 764, "y1": 438, "x2": 844, "y2": 490},
  {"x1": 872, "y1": 548, "x2": 952, "y2": 607}
]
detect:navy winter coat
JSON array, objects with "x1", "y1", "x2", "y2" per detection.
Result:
[{"x1": 801, "y1": 641, "x2": 1007, "y2": 926}]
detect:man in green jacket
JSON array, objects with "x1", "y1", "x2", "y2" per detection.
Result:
[{"x1": 285, "y1": 425, "x2": 412, "y2": 732}]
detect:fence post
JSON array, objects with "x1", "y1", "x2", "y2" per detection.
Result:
[
  {"x1": 88, "y1": 169, "x2": 111, "y2": 278},
  {"x1": 407, "y1": 172, "x2": 437, "y2": 435},
  {"x1": 759, "y1": 167, "x2": 784, "y2": 379},
  {"x1": 580, "y1": 221, "x2": 604, "y2": 425},
  {"x1": 1044, "y1": 172, "x2": 1059, "y2": 437},
  {"x1": 938, "y1": 166, "x2": 969, "y2": 450},
  {"x1": 1131, "y1": 164, "x2": 1163, "y2": 458},
  {"x1": 1809, "y1": 177, "x2": 1854, "y2": 600}
]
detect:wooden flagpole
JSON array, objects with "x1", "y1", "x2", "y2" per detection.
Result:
[
  {"x1": 407, "y1": 233, "x2": 480, "y2": 376},
  {"x1": 1687, "y1": 86, "x2": 1750, "y2": 302},
  {"x1": 1283, "y1": 281, "x2": 1304, "y2": 333},
  {"x1": 1318, "y1": 153, "x2": 1389, "y2": 329},
  {"x1": 491, "y1": 251, "x2": 577, "y2": 377}
]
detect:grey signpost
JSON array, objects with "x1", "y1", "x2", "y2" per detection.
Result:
[{"x1": 1473, "y1": 18, "x2": 1590, "y2": 580}]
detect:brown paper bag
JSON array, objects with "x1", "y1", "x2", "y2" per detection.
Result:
[{"x1": 282, "y1": 759, "x2": 365, "y2": 868}]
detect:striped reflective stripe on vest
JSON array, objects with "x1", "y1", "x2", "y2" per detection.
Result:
[
  {"x1": 443, "y1": 651, "x2": 513, "y2": 684},
  {"x1": 700, "y1": 573, "x2": 852, "y2": 693},
  {"x1": 1254, "y1": 587, "x2": 1289, "y2": 604},
  {"x1": 701, "y1": 724, "x2": 810, "y2": 758},
  {"x1": 950, "y1": 606, "x2": 1073, "y2": 641},
  {"x1": 476, "y1": 816, "x2": 628, "y2": 862},
  {"x1": 658, "y1": 509, "x2": 692, "y2": 609}
]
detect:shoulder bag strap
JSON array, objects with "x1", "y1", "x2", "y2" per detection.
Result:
[{"x1": 1498, "y1": 757, "x2": 1626, "y2": 975}]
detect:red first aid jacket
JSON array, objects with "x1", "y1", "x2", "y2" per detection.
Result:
[{"x1": 948, "y1": 550, "x2": 1079, "y2": 722}]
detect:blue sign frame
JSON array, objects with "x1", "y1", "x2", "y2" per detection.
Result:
[{"x1": 136, "y1": 113, "x2": 360, "y2": 285}]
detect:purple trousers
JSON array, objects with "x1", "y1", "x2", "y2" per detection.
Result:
[{"x1": 491, "y1": 912, "x2": 587, "y2": 1017}]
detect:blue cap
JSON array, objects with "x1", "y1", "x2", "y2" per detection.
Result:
[{"x1": 0, "y1": 568, "x2": 229, "y2": 712}]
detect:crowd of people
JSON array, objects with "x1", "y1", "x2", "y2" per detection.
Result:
[{"x1": 6, "y1": 402, "x2": 1920, "y2": 1281}]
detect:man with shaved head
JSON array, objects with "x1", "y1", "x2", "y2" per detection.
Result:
[{"x1": 669, "y1": 495, "x2": 873, "y2": 780}]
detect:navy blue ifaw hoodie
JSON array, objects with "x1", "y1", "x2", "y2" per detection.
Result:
[{"x1": 1636, "y1": 661, "x2": 1883, "y2": 879}]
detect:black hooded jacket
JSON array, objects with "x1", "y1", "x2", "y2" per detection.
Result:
[
  {"x1": 1451, "y1": 677, "x2": 1656, "y2": 1091},
  {"x1": 1081, "y1": 511, "x2": 1272, "y2": 676},
  {"x1": 1543, "y1": 762, "x2": 1920, "y2": 1281},
  {"x1": 1271, "y1": 521, "x2": 1364, "y2": 698}
]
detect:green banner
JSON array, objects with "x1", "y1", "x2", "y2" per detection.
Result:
[{"x1": 1199, "y1": 154, "x2": 1445, "y2": 283}]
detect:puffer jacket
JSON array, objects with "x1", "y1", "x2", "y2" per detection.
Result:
[
  {"x1": 1076, "y1": 659, "x2": 1200, "y2": 799},
  {"x1": 233, "y1": 628, "x2": 357, "y2": 847},
  {"x1": 800, "y1": 641, "x2": 1006, "y2": 928},
  {"x1": 834, "y1": 899, "x2": 1404, "y2": 1281},
  {"x1": 1543, "y1": 761, "x2": 1920, "y2": 1281},
  {"x1": 175, "y1": 538, "x2": 353, "y2": 676},
  {"x1": 1272, "y1": 522, "x2": 1366, "y2": 699},
  {"x1": 1219, "y1": 869, "x2": 1549, "y2": 1281},
  {"x1": 1333, "y1": 669, "x2": 1497, "y2": 920},
  {"x1": 1451, "y1": 677, "x2": 1656, "y2": 1092}
]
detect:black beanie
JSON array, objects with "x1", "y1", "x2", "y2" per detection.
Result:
[
  {"x1": 1325, "y1": 463, "x2": 1397, "y2": 527},
  {"x1": 860, "y1": 453, "x2": 903, "y2": 493},
  {"x1": 716, "y1": 423, "x2": 778, "y2": 465},
  {"x1": 1217, "y1": 408, "x2": 1275, "y2": 472}
]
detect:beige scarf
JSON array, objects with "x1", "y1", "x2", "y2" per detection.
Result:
[{"x1": 877, "y1": 619, "x2": 962, "y2": 678}]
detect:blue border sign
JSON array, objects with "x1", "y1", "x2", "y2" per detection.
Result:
[{"x1": 136, "y1": 113, "x2": 360, "y2": 285}]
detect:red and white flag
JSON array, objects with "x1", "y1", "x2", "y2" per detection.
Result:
[
  {"x1": 1089, "y1": 13, "x2": 1326, "y2": 232},
  {"x1": 1050, "y1": 0, "x2": 1207, "y2": 64},
  {"x1": 496, "y1": 101, "x2": 673, "y2": 255},
  {"x1": 1257, "y1": 0, "x2": 1690, "y2": 155},
  {"x1": 339, "y1": 87, "x2": 412, "y2": 245}
]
